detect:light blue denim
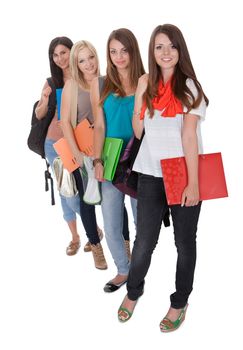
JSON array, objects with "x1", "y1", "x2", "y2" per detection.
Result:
[
  {"x1": 101, "y1": 181, "x2": 137, "y2": 275},
  {"x1": 44, "y1": 139, "x2": 80, "y2": 222}
]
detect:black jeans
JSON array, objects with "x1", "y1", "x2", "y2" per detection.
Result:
[
  {"x1": 127, "y1": 174, "x2": 201, "y2": 309},
  {"x1": 73, "y1": 168, "x2": 99, "y2": 245},
  {"x1": 122, "y1": 206, "x2": 130, "y2": 241}
]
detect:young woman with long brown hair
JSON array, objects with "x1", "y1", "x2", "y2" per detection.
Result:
[
  {"x1": 91, "y1": 28, "x2": 145, "y2": 292},
  {"x1": 118, "y1": 24, "x2": 208, "y2": 332}
]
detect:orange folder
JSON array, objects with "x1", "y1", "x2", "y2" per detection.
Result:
[
  {"x1": 160, "y1": 153, "x2": 228, "y2": 205},
  {"x1": 74, "y1": 119, "x2": 94, "y2": 157},
  {"x1": 53, "y1": 138, "x2": 79, "y2": 173},
  {"x1": 53, "y1": 119, "x2": 94, "y2": 172}
]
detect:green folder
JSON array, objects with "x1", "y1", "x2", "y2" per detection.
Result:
[{"x1": 102, "y1": 137, "x2": 123, "y2": 181}]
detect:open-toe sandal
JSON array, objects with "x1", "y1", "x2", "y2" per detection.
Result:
[{"x1": 160, "y1": 304, "x2": 188, "y2": 332}]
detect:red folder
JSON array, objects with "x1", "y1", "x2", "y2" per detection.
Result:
[
  {"x1": 160, "y1": 153, "x2": 228, "y2": 205},
  {"x1": 53, "y1": 119, "x2": 94, "y2": 172}
]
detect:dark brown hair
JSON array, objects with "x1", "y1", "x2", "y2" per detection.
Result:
[
  {"x1": 100, "y1": 28, "x2": 145, "y2": 104},
  {"x1": 144, "y1": 24, "x2": 209, "y2": 117},
  {"x1": 48, "y1": 36, "x2": 73, "y2": 88}
]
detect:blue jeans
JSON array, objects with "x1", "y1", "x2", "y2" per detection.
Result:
[
  {"x1": 101, "y1": 181, "x2": 137, "y2": 275},
  {"x1": 45, "y1": 139, "x2": 130, "y2": 245},
  {"x1": 44, "y1": 139, "x2": 80, "y2": 222},
  {"x1": 45, "y1": 139, "x2": 100, "y2": 244},
  {"x1": 127, "y1": 174, "x2": 201, "y2": 308}
]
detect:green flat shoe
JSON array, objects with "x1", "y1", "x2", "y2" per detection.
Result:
[{"x1": 160, "y1": 304, "x2": 188, "y2": 332}]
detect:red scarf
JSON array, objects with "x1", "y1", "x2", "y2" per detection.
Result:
[{"x1": 140, "y1": 78, "x2": 183, "y2": 119}]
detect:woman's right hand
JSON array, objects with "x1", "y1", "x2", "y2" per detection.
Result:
[
  {"x1": 41, "y1": 86, "x2": 52, "y2": 104},
  {"x1": 35, "y1": 82, "x2": 52, "y2": 119},
  {"x1": 75, "y1": 152, "x2": 84, "y2": 168},
  {"x1": 94, "y1": 163, "x2": 105, "y2": 182},
  {"x1": 136, "y1": 73, "x2": 149, "y2": 97}
]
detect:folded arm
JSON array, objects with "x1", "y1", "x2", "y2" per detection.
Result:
[
  {"x1": 132, "y1": 74, "x2": 148, "y2": 139},
  {"x1": 61, "y1": 79, "x2": 83, "y2": 166},
  {"x1": 90, "y1": 77, "x2": 105, "y2": 181},
  {"x1": 35, "y1": 81, "x2": 52, "y2": 119}
]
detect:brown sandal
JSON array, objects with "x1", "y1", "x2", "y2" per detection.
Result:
[{"x1": 66, "y1": 240, "x2": 80, "y2": 256}]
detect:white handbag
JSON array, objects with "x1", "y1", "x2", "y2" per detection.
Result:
[
  {"x1": 53, "y1": 157, "x2": 78, "y2": 197},
  {"x1": 82, "y1": 156, "x2": 101, "y2": 205}
]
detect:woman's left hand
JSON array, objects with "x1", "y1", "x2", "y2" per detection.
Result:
[
  {"x1": 181, "y1": 184, "x2": 199, "y2": 207},
  {"x1": 94, "y1": 163, "x2": 105, "y2": 182}
]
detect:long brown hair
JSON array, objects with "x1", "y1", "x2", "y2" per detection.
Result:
[
  {"x1": 144, "y1": 24, "x2": 209, "y2": 117},
  {"x1": 48, "y1": 36, "x2": 73, "y2": 88},
  {"x1": 100, "y1": 28, "x2": 145, "y2": 105}
]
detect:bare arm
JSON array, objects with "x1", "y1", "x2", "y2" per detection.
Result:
[
  {"x1": 35, "y1": 81, "x2": 52, "y2": 119},
  {"x1": 61, "y1": 79, "x2": 83, "y2": 166},
  {"x1": 132, "y1": 74, "x2": 148, "y2": 138},
  {"x1": 90, "y1": 77, "x2": 105, "y2": 181},
  {"x1": 181, "y1": 114, "x2": 199, "y2": 207}
]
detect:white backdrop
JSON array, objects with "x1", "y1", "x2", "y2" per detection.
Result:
[{"x1": 1, "y1": 0, "x2": 242, "y2": 349}]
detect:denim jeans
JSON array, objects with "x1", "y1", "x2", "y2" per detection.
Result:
[
  {"x1": 101, "y1": 181, "x2": 137, "y2": 275},
  {"x1": 44, "y1": 139, "x2": 99, "y2": 244},
  {"x1": 127, "y1": 174, "x2": 201, "y2": 309}
]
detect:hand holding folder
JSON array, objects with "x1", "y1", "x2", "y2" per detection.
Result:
[
  {"x1": 74, "y1": 119, "x2": 94, "y2": 157},
  {"x1": 53, "y1": 138, "x2": 79, "y2": 173},
  {"x1": 53, "y1": 118, "x2": 94, "y2": 172},
  {"x1": 54, "y1": 123, "x2": 124, "y2": 181},
  {"x1": 160, "y1": 153, "x2": 228, "y2": 205}
]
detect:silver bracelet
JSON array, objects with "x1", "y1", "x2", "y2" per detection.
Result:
[{"x1": 133, "y1": 110, "x2": 141, "y2": 117}]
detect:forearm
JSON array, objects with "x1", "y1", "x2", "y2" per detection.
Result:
[
  {"x1": 35, "y1": 99, "x2": 48, "y2": 119},
  {"x1": 61, "y1": 119, "x2": 80, "y2": 158},
  {"x1": 132, "y1": 94, "x2": 144, "y2": 139},
  {"x1": 90, "y1": 77, "x2": 105, "y2": 161},
  {"x1": 182, "y1": 133, "x2": 199, "y2": 186},
  {"x1": 94, "y1": 126, "x2": 105, "y2": 159}
]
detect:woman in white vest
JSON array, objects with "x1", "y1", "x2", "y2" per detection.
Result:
[{"x1": 118, "y1": 24, "x2": 209, "y2": 332}]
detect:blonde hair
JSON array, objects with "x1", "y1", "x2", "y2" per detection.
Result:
[{"x1": 69, "y1": 40, "x2": 100, "y2": 89}]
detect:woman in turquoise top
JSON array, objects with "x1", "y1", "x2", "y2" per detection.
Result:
[{"x1": 91, "y1": 28, "x2": 145, "y2": 292}]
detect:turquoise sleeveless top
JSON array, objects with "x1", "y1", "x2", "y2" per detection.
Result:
[{"x1": 103, "y1": 93, "x2": 134, "y2": 149}]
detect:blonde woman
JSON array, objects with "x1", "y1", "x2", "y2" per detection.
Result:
[{"x1": 61, "y1": 40, "x2": 108, "y2": 269}]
